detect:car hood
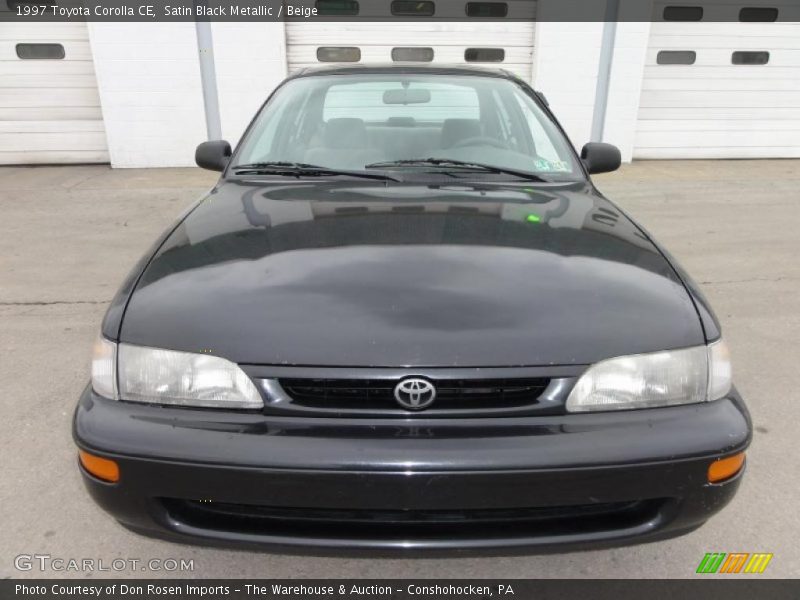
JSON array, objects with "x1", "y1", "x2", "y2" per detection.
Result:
[{"x1": 119, "y1": 180, "x2": 704, "y2": 367}]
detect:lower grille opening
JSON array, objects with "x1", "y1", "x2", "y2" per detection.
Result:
[{"x1": 162, "y1": 498, "x2": 665, "y2": 542}]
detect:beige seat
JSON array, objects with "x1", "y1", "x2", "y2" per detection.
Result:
[
  {"x1": 440, "y1": 119, "x2": 482, "y2": 148},
  {"x1": 305, "y1": 118, "x2": 378, "y2": 169}
]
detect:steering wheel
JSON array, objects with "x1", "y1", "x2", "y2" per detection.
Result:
[{"x1": 450, "y1": 136, "x2": 508, "y2": 149}]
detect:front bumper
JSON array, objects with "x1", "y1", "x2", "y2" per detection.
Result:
[{"x1": 73, "y1": 386, "x2": 751, "y2": 553}]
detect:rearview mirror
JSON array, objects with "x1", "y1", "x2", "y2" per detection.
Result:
[
  {"x1": 383, "y1": 88, "x2": 431, "y2": 105},
  {"x1": 580, "y1": 142, "x2": 621, "y2": 175},
  {"x1": 195, "y1": 140, "x2": 231, "y2": 172}
]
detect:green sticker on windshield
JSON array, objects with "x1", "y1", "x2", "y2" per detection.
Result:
[
  {"x1": 550, "y1": 160, "x2": 572, "y2": 172},
  {"x1": 533, "y1": 158, "x2": 551, "y2": 171},
  {"x1": 534, "y1": 158, "x2": 571, "y2": 173}
]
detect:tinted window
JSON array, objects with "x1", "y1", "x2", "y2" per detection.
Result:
[
  {"x1": 16, "y1": 43, "x2": 65, "y2": 60},
  {"x1": 732, "y1": 51, "x2": 770, "y2": 65},
  {"x1": 514, "y1": 94, "x2": 563, "y2": 165},
  {"x1": 657, "y1": 50, "x2": 697, "y2": 65},
  {"x1": 391, "y1": 47, "x2": 434, "y2": 62},
  {"x1": 391, "y1": 0, "x2": 435, "y2": 15},
  {"x1": 316, "y1": 47, "x2": 361, "y2": 62},
  {"x1": 739, "y1": 7, "x2": 778, "y2": 21},
  {"x1": 315, "y1": 0, "x2": 359, "y2": 15},
  {"x1": 466, "y1": 2, "x2": 508, "y2": 17},
  {"x1": 235, "y1": 74, "x2": 583, "y2": 180},
  {"x1": 465, "y1": 48, "x2": 505, "y2": 62},
  {"x1": 323, "y1": 80, "x2": 480, "y2": 122},
  {"x1": 663, "y1": 6, "x2": 703, "y2": 20}
]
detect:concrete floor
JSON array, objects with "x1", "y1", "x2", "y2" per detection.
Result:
[{"x1": 0, "y1": 160, "x2": 798, "y2": 578}]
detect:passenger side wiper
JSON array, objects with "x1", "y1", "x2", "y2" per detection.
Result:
[
  {"x1": 231, "y1": 162, "x2": 401, "y2": 182},
  {"x1": 364, "y1": 158, "x2": 549, "y2": 182}
]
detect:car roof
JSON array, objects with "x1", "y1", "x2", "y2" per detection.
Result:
[{"x1": 288, "y1": 63, "x2": 519, "y2": 80}]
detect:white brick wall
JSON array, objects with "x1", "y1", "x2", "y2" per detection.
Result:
[
  {"x1": 211, "y1": 23, "x2": 288, "y2": 148},
  {"x1": 87, "y1": 23, "x2": 206, "y2": 167},
  {"x1": 531, "y1": 21, "x2": 605, "y2": 151}
]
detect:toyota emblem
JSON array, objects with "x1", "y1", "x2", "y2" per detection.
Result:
[{"x1": 393, "y1": 378, "x2": 436, "y2": 411}]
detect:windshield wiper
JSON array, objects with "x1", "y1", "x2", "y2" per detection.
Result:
[
  {"x1": 231, "y1": 162, "x2": 400, "y2": 182},
  {"x1": 365, "y1": 158, "x2": 549, "y2": 182}
]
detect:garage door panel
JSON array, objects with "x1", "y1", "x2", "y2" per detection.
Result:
[
  {"x1": 0, "y1": 40, "x2": 94, "y2": 61},
  {"x1": 635, "y1": 146, "x2": 800, "y2": 159},
  {"x1": 0, "y1": 120, "x2": 106, "y2": 133},
  {"x1": 288, "y1": 32, "x2": 536, "y2": 46},
  {"x1": 640, "y1": 90, "x2": 800, "y2": 108},
  {"x1": 0, "y1": 60, "x2": 96, "y2": 76},
  {"x1": 0, "y1": 107, "x2": 104, "y2": 121},
  {"x1": 2, "y1": 74, "x2": 102, "y2": 89},
  {"x1": 288, "y1": 46, "x2": 533, "y2": 64},
  {"x1": 648, "y1": 35, "x2": 800, "y2": 50},
  {"x1": 286, "y1": 23, "x2": 535, "y2": 47},
  {"x1": 0, "y1": 23, "x2": 90, "y2": 41},
  {"x1": 0, "y1": 88, "x2": 102, "y2": 109},
  {"x1": 645, "y1": 48, "x2": 800, "y2": 66},
  {"x1": 322, "y1": 2, "x2": 537, "y2": 18},
  {"x1": 637, "y1": 119, "x2": 800, "y2": 131},
  {"x1": 643, "y1": 65, "x2": 800, "y2": 80},
  {"x1": 289, "y1": 24, "x2": 535, "y2": 37},
  {"x1": 0, "y1": 150, "x2": 111, "y2": 165},
  {"x1": 0, "y1": 132, "x2": 109, "y2": 152},
  {"x1": 635, "y1": 129, "x2": 800, "y2": 148},
  {"x1": 0, "y1": 22, "x2": 109, "y2": 164},
  {"x1": 642, "y1": 77, "x2": 800, "y2": 91},
  {"x1": 651, "y1": 0, "x2": 800, "y2": 21},
  {"x1": 635, "y1": 12, "x2": 800, "y2": 159},
  {"x1": 288, "y1": 22, "x2": 535, "y2": 33},
  {"x1": 649, "y1": 21, "x2": 800, "y2": 36},
  {"x1": 286, "y1": 18, "x2": 535, "y2": 82},
  {"x1": 638, "y1": 107, "x2": 800, "y2": 120}
]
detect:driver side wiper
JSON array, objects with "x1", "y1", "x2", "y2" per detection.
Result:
[
  {"x1": 232, "y1": 162, "x2": 401, "y2": 182},
  {"x1": 364, "y1": 158, "x2": 549, "y2": 182}
]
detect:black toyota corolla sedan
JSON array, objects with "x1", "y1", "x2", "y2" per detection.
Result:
[{"x1": 74, "y1": 65, "x2": 751, "y2": 552}]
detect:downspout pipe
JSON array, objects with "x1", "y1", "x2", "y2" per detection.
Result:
[
  {"x1": 194, "y1": 6, "x2": 222, "y2": 141},
  {"x1": 591, "y1": 0, "x2": 620, "y2": 142}
]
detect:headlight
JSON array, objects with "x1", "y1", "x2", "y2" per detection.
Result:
[
  {"x1": 91, "y1": 336, "x2": 117, "y2": 399},
  {"x1": 566, "y1": 339, "x2": 732, "y2": 413},
  {"x1": 91, "y1": 341, "x2": 262, "y2": 409}
]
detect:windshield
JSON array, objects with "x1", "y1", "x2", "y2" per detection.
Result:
[{"x1": 233, "y1": 74, "x2": 583, "y2": 181}]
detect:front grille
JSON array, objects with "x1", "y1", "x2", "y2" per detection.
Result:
[
  {"x1": 162, "y1": 498, "x2": 664, "y2": 542},
  {"x1": 278, "y1": 377, "x2": 550, "y2": 412}
]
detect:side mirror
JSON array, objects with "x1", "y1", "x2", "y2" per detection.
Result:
[
  {"x1": 581, "y1": 142, "x2": 621, "y2": 175},
  {"x1": 195, "y1": 140, "x2": 231, "y2": 172}
]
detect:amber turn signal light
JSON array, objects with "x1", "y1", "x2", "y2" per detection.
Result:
[
  {"x1": 708, "y1": 452, "x2": 745, "y2": 484},
  {"x1": 79, "y1": 450, "x2": 119, "y2": 483}
]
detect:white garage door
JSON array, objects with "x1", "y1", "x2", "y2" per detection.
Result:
[
  {"x1": 635, "y1": 1, "x2": 800, "y2": 159},
  {"x1": 286, "y1": 1, "x2": 536, "y2": 82},
  {"x1": 0, "y1": 22, "x2": 109, "y2": 165}
]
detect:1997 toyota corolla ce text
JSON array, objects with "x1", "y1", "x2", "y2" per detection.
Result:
[{"x1": 74, "y1": 65, "x2": 751, "y2": 552}]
